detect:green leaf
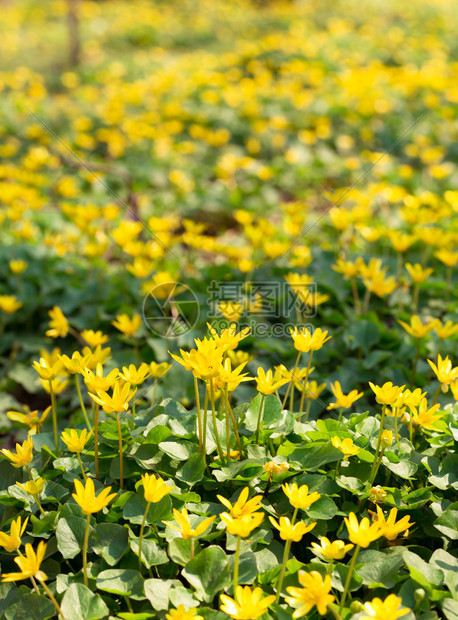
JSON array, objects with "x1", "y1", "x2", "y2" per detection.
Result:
[
  {"x1": 441, "y1": 598, "x2": 458, "y2": 620},
  {"x1": 168, "y1": 538, "x2": 201, "y2": 566},
  {"x1": 56, "y1": 516, "x2": 91, "y2": 560},
  {"x1": 403, "y1": 551, "x2": 444, "y2": 590},
  {"x1": 182, "y1": 545, "x2": 231, "y2": 602},
  {"x1": 123, "y1": 493, "x2": 172, "y2": 524},
  {"x1": 285, "y1": 443, "x2": 343, "y2": 471},
  {"x1": 144, "y1": 579, "x2": 182, "y2": 611},
  {"x1": 0, "y1": 583, "x2": 17, "y2": 616},
  {"x1": 305, "y1": 496, "x2": 338, "y2": 520},
  {"x1": 213, "y1": 459, "x2": 264, "y2": 482},
  {"x1": 96, "y1": 569, "x2": 146, "y2": 600},
  {"x1": 130, "y1": 536, "x2": 168, "y2": 567},
  {"x1": 434, "y1": 511, "x2": 458, "y2": 540},
  {"x1": 92, "y1": 522, "x2": 129, "y2": 566},
  {"x1": 4, "y1": 593, "x2": 55, "y2": 620},
  {"x1": 158, "y1": 440, "x2": 197, "y2": 461},
  {"x1": 357, "y1": 552, "x2": 405, "y2": 588},
  {"x1": 176, "y1": 452, "x2": 206, "y2": 486},
  {"x1": 60, "y1": 583, "x2": 109, "y2": 620},
  {"x1": 228, "y1": 550, "x2": 257, "y2": 584}
]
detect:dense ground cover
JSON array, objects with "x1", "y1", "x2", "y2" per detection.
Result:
[{"x1": 0, "y1": 0, "x2": 457, "y2": 618}]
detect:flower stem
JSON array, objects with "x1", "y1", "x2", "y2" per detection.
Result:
[
  {"x1": 374, "y1": 405, "x2": 387, "y2": 459},
  {"x1": 202, "y1": 386, "x2": 209, "y2": 459},
  {"x1": 410, "y1": 339, "x2": 421, "y2": 388},
  {"x1": 48, "y1": 380, "x2": 59, "y2": 453},
  {"x1": 82, "y1": 513, "x2": 91, "y2": 587},
  {"x1": 275, "y1": 538, "x2": 292, "y2": 604},
  {"x1": 94, "y1": 403, "x2": 99, "y2": 479},
  {"x1": 138, "y1": 501, "x2": 151, "y2": 571},
  {"x1": 368, "y1": 448, "x2": 385, "y2": 488},
  {"x1": 233, "y1": 535, "x2": 241, "y2": 593},
  {"x1": 299, "y1": 387, "x2": 306, "y2": 414},
  {"x1": 75, "y1": 374, "x2": 91, "y2": 430},
  {"x1": 39, "y1": 578, "x2": 66, "y2": 620},
  {"x1": 224, "y1": 384, "x2": 231, "y2": 462},
  {"x1": 77, "y1": 453, "x2": 87, "y2": 480},
  {"x1": 255, "y1": 394, "x2": 266, "y2": 445},
  {"x1": 351, "y1": 278, "x2": 361, "y2": 314},
  {"x1": 191, "y1": 537, "x2": 195, "y2": 560},
  {"x1": 340, "y1": 545, "x2": 360, "y2": 612},
  {"x1": 194, "y1": 376, "x2": 203, "y2": 453},
  {"x1": 282, "y1": 351, "x2": 301, "y2": 408},
  {"x1": 432, "y1": 384, "x2": 441, "y2": 405},
  {"x1": 116, "y1": 412, "x2": 123, "y2": 489},
  {"x1": 227, "y1": 401, "x2": 243, "y2": 457},
  {"x1": 210, "y1": 380, "x2": 224, "y2": 462}
]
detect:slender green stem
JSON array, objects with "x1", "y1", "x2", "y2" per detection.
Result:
[
  {"x1": 116, "y1": 412, "x2": 123, "y2": 489},
  {"x1": 39, "y1": 578, "x2": 66, "y2": 619},
  {"x1": 138, "y1": 501, "x2": 151, "y2": 571},
  {"x1": 275, "y1": 538, "x2": 292, "y2": 604},
  {"x1": 368, "y1": 449, "x2": 385, "y2": 488},
  {"x1": 82, "y1": 513, "x2": 91, "y2": 587},
  {"x1": 255, "y1": 394, "x2": 266, "y2": 445},
  {"x1": 374, "y1": 405, "x2": 387, "y2": 459},
  {"x1": 124, "y1": 596, "x2": 134, "y2": 613},
  {"x1": 329, "y1": 605, "x2": 344, "y2": 620},
  {"x1": 227, "y1": 401, "x2": 243, "y2": 457},
  {"x1": 362, "y1": 287, "x2": 371, "y2": 313},
  {"x1": 191, "y1": 537, "x2": 195, "y2": 560},
  {"x1": 233, "y1": 535, "x2": 241, "y2": 593},
  {"x1": 75, "y1": 374, "x2": 91, "y2": 430},
  {"x1": 94, "y1": 403, "x2": 99, "y2": 479},
  {"x1": 432, "y1": 384, "x2": 441, "y2": 405},
  {"x1": 299, "y1": 386, "x2": 306, "y2": 413},
  {"x1": 77, "y1": 453, "x2": 87, "y2": 480},
  {"x1": 410, "y1": 339, "x2": 421, "y2": 388},
  {"x1": 202, "y1": 385, "x2": 209, "y2": 453},
  {"x1": 132, "y1": 400, "x2": 136, "y2": 422},
  {"x1": 413, "y1": 284, "x2": 419, "y2": 314},
  {"x1": 35, "y1": 494, "x2": 46, "y2": 517},
  {"x1": 224, "y1": 384, "x2": 231, "y2": 462},
  {"x1": 351, "y1": 278, "x2": 361, "y2": 314},
  {"x1": 394, "y1": 407, "x2": 400, "y2": 451},
  {"x1": 339, "y1": 545, "x2": 360, "y2": 612},
  {"x1": 48, "y1": 380, "x2": 59, "y2": 453},
  {"x1": 304, "y1": 397, "x2": 312, "y2": 421},
  {"x1": 194, "y1": 376, "x2": 202, "y2": 453},
  {"x1": 30, "y1": 575, "x2": 41, "y2": 596},
  {"x1": 282, "y1": 351, "x2": 301, "y2": 408},
  {"x1": 210, "y1": 380, "x2": 224, "y2": 462},
  {"x1": 289, "y1": 384, "x2": 295, "y2": 414},
  {"x1": 152, "y1": 381, "x2": 158, "y2": 407}
]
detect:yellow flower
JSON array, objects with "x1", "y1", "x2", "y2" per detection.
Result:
[
  {"x1": 220, "y1": 512, "x2": 264, "y2": 538},
  {"x1": 1, "y1": 541, "x2": 48, "y2": 583},
  {"x1": 435, "y1": 248, "x2": 458, "y2": 267},
  {"x1": 329, "y1": 382, "x2": 363, "y2": 409},
  {"x1": 81, "y1": 329, "x2": 109, "y2": 348},
  {"x1": 141, "y1": 473, "x2": 174, "y2": 504},
  {"x1": 264, "y1": 461, "x2": 290, "y2": 478},
  {"x1": 395, "y1": 388, "x2": 426, "y2": 409},
  {"x1": 72, "y1": 478, "x2": 116, "y2": 515},
  {"x1": 405, "y1": 263, "x2": 433, "y2": 284},
  {"x1": 32, "y1": 357, "x2": 65, "y2": 381},
  {"x1": 332, "y1": 257, "x2": 362, "y2": 280},
  {"x1": 290, "y1": 327, "x2": 331, "y2": 353},
  {"x1": 285, "y1": 570, "x2": 334, "y2": 617},
  {"x1": 369, "y1": 487, "x2": 387, "y2": 503},
  {"x1": 7, "y1": 406, "x2": 51, "y2": 434},
  {"x1": 61, "y1": 428, "x2": 93, "y2": 453},
  {"x1": 150, "y1": 361, "x2": 172, "y2": 378},
  {"x1": 163, "y1": 507, "x2": 215, "y2": 539},
  {"x1": 166, "y1": 605, "x2": 203, "y2": 620},
  {"x1": 88, "y1": 380, "x2": 136, "y2": 413},
  {"x1": 217, "y1": 487, "x2": 263, "y2": 518},
  {"x1": 218, "y1": 301, "x2": 244, "y2": 322},
  {"x1": 83, "y1": 345, "x2": 111, "y2": 369},
  {"x1": 434, "y1": 320, "x2": 458, "y2": 340},
  {"x1": 427, "y1": 354, "x2": 458, "y2": 386},
  {"x1": 59, "y1": 351, "x2": 91, "y2": 374},
  {"x1": 17, "y1": 478, "x2": 45, "y2": 496},
  {"x1": 451, "y1": 380, "x2": 458, "y2": 400},
  {"x1": 207, "y1": 323, "x2": 251, "y2": 352},
  {"x1": 375, "y1": 506, "x2": 414, "y2": 541},
  {"x1": 1, "y1": 437, "x2": 34, "y2": 468},
  {"x1": 0, "y1": 516, "x2": 29, "y2": 552},
  {"x1": 369, "y1": 382, "x2": 405, "y2": 406},
  {"x1": 344, "y1": 512, "x2": 382, "y2": 547},
  {"x1": 331, "y1": 437, "x2": 360, "y2": 459},
  {"x1": 361, "y1": 594, "x2": 410, "y2": 620},
  {"x1": 255, "y1": 367, "x2": 289, "y2": 395},
  {"x1": 188, "y1": 338, "x2": 226, "y2": 380},
  {"x1": 390, "y1": 231, "x2": 415, "y2": 253},
  {"x1": 83, "y1": 363, "x2": 119, "y2": 392},
  {"x1": 112, "y1": 313, "x2": 142, "y2": 338},
  {"x1": 41, "y1": 376, "x2": 69, "y2": 394},
  {"x1": 311, "y1": 536, "x2": 354, "y2": 560},
  {"x1": 0, "y1": 295, "x2": 23, "y2": 314},
  {"x1": 282, "y1": 483, "x2": 321, "y2": 511},
  {"x1": 9, "y1": 260, "x2": 28, "y2": 274},
  {"x1": 215, "y1": 359, "x2": 253, "y2": 392},
  {"x1": 269, "y1": 516, "x2": 316, "y2": 541},
  {"x1": 119, "y1": 363, "x2": 151, "y2": 385},
  {"x1": 220, "y1": 586, "x2": 275, "y2": 620},
  {"x1": 398, "y1": 315, "x2": 436, "y2": 339},
  {"x1": 46, "y1": 306, "x2": 69, "y2": 338}
]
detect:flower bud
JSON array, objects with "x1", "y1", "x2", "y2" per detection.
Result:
[
  {"x1": 350, "y1": 601, "x2": 363, "y2": 613},
  {"x1": 414, "y1": 588, "x2": 426, "y2": 604},
  {"x1": 381, "y1": 430, "x2": 393, "y2": 448}
]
